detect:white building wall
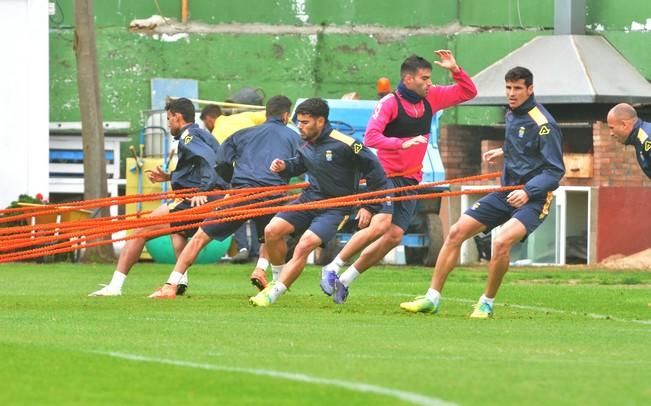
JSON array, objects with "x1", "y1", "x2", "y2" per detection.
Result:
[{"x1": 0, "y1": 0, "x2": 49, "y2": 207}]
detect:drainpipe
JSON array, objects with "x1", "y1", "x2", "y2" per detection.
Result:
[
  {"x1": 181, "y1": 0, "x2": 188, "y2": 24},
  {"x1": 554, "y1": 0, "x2": 585, "y2": 35}
]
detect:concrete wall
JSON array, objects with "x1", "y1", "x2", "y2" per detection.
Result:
[{"x1": 0, "y1": 0, "x2": 49, "y2": 208}]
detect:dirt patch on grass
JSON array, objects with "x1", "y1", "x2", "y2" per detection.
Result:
[
  {"x1": 601, "y1": 248, "x2": 651, "y2": 270},
  {"x1": 513, "y1": 279, "x2": 651, "y2": 287},
  {"x1": 513, "y1": 279, "x2": 581, "y2": 285}
]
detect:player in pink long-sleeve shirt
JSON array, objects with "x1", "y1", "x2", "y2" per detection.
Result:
[
  {"x1": 365, "y1": 55, "x2": 477, "y2": 182},
  {"x1": 320, "y1": 50, "x2": 477, "y2": 305}
]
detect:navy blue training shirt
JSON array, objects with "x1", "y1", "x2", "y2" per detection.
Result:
[
  {"x1": 502, "y1": 96, "x2": 565, "y2": 200},
  {"x1": 216, "y1": 117, "x2": 301, "y2": 187},
  {"x1": 171, "y1": 123, "x2": 228, "y2": 192},
  {"x1": 280, "y1": 123, "x2": 387, "y2": 198}
]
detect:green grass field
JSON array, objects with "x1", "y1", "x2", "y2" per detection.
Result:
[{"x1": 2, "y1": 262, "x2": 650, "y2": 405}]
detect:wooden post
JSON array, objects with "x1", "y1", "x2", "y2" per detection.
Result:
[{"x1": 73, "y1": 0, "x2": 114, "y2": 261}]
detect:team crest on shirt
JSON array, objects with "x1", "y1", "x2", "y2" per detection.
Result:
[
  {"x1": 471, "y1": 202, "x2": 481, "y2": 210},
  {"x1": 645, "y1": 140, "x2": 651, "y2": 152},
  {"x1": 518, "y1": 127, "x2": 525, "y2": 138},
  {"x1": 183, "y1": 134, "x2": 193, "y2": 144},
  {"x1": 538, "y1": 125, "x2": 550, "y2": 136},
  {"x1": 325, "y1": 150, "x2": 333, "y2": 161}
]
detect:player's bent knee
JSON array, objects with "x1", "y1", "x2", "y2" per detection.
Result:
[
  {"x1": 191, "y1": 228, "x2": 212, "y2": 245},
  {"x1": 370, "y1": 216, "x2": 391, "y2": 236},
  {"x1": 446, "y1": 223, "x2": 468, "y2": 245},
  {"x1": 374, "y1": 213, "x2": 392, "y2": 227},
  {"x1": 264, "y1": 224, "x2": 281, "y2": 241},
  {"x1": 293, "y1": 235, "x2": 321, "y2": 258},
  {"x1": 293, "y1": 242, "x2": 317, "y2": 259},
  {"x1": 385, "y1": 226, "x2": 404, "y2": 246},
  {"x1": 492, "y1": 237, "x2": 512, "y2": 257}
]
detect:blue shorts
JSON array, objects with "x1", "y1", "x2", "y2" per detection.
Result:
[
  {"x1": 276, "y1": 193, "x2": 349, "y2": 245},
  {"x1": 364, "y1": 178, "x2": 394, "y2": 216},
  {"x1": 385, "y1": 177, "x2": 419, "y2": 232},
  {"x1": 168, "y1": 195, "x2": 223, "y2": 238},
  {"x1": 464, "y1": 191, "x2": 554, "y2": 237},
  {"x1": 201, "y1": 192, "x2": 280, "y2": 242}
]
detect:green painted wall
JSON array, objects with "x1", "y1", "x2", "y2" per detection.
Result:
[
  {"x1": 603, "y1": 32, "x2": 651, "y2": 78},
  {"x1": 49, "y1": 0, "x2": 651, "y2": 137},
  {"x1": 52, "y1": 0, "x2": 650, "y2": 29},
  {"x1": 315, "y1": 35, "x2": 450, "y2": 99},
  {"x1": 452, "y1": 30, "x2": 547, "y2": 125},
  {"x1": 587, "y1": 0, "x2": 651, "y2": 29},
  {"x1": 50, "y1": 29, "x2": 321, "y2": 130},
  {"x1": 51, "y1": 0, "x2": 457, "y2": 27},
  {"x1": 460, "y1": 0, "x2": 554, "y2": 28},
  {"x1": 305, "y1": 0, "x2": 457, "y2": 26}
]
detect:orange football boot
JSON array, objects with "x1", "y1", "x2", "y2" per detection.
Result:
[{"x1": 250, "y1": 269, "x2": 268, "y2": 291}]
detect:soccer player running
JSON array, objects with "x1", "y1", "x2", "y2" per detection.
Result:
[
  {"x1": 148, "y1": 96, "x2": 300, "y2": 298},
  {"x1": 401, "y1": 66, "x2": 565, "y2": 318},
  {"x1": 249, "y1": 98, "x2": 388, "y2": 307},
  {"x1": 89, "y1": 98, "x2": 227, "y2": 296},
  {"x1": 606, "y1": 103, "x2": 651, "y2": 308},
  {"x1": 319, "y1": 50, "x2": 478, "y2": 303}
]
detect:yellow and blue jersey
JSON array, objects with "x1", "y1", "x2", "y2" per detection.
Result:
[
  {"x1": 625, "y1": 119, "x2": 651, "y2": 179},
  {"x1": 171, "y1": 123, "x2": 228, "y2": 192},
  {"x1": 281, "y1": 123, "x2": 387, "y2": 199},
  {"x1": 502, "y1": 96, "x2": 565, "y2": 200}
]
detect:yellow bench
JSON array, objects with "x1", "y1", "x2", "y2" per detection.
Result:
[{"x1": 17, "y1": 202, "x2": 93, "y2": 262}]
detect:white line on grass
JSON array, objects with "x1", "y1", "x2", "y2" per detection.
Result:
[
  {"x1": 394, "y1": 294, "x2": 651, "y2": 325},
  {"x1": 447, "y1": 297, "x2": 651, "y2": 325},
  {"x1": 96, "y1": 351, "x2": 455, "y2": 406}
]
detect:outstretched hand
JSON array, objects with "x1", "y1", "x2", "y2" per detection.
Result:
[
  {"x1": 483, "y1": 148, "x2": 504, "y2": 165},
  {"x1": 433, "y1": 50, "x2": 460, "y2": 73},
  {"x1": 145, "y1": 165, "x2": 170, "y2": 183}
]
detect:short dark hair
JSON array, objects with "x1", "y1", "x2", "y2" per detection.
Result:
[
  {"x1": 200, "y1": 104, "x2": 222, "y2": 120},
  {"x1": 295, "y1": 98, "x2": 329, "y2": 120},
  {"x1": 400, "y1": 55, "x2": 432, "y2": 78},
  {"x1": 165, "y1": 98, "x2": 195, "y2": 123},
  {"x1": 266, "y1": 95, "x2": 292, "y2": 117},
  {"x1": 505, "y1": 66, "x2": 533, "y2": 87}
]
